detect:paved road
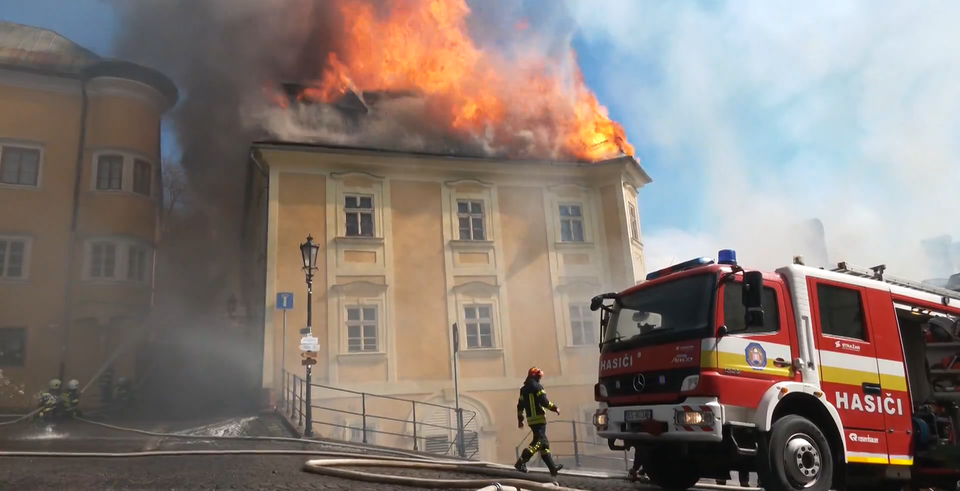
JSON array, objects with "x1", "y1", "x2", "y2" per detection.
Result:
[{"x1": 0, "y1": 413, "x2": 754, "y2": 490}]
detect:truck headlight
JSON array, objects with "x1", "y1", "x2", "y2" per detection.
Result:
[
  {"x1": 593, "y1": 409, "x2": 608, "y2": 429},
  {"x1": 680, "y1": 375, "x2": 699, "y2": 392},
  {"x1": 675, "y1": 409, "x2": 715, "y2": 426}
]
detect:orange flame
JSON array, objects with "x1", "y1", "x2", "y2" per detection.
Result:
[{"x1": 297, "y1": 0, "x2": 634, "y2": 161}]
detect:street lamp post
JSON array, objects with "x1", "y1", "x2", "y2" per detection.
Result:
[{"x1": 299, "y1": 235, "x2": 320, "y2": 438}]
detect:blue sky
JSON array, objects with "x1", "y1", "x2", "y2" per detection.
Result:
[{"x1": 4, "y1": 0, "x2": 959, "y2": 277}]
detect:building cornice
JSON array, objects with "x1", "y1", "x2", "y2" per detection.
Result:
[
  {"x1": 255, "y1": 145, "x2": 646, "y2": 185},
  {"x1": 0, "y1": 67, "x2": 173, "y2": 114}
]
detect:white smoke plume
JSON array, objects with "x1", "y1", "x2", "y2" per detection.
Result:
[{"x1": 567, "y1": 0, "x2": 960, "y2": 281}]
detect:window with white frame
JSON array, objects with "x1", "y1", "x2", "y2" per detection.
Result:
[
  {"x1": 127, "y1": 246, "x2": 149, "y2": 282},
  {"x1": 559, "y1": 204, "x2": 585, "y2": 242},
  {"x1": 424, "y1": 435, "x2": 451, "y2": 454},
  {"x1": 0, "y1": 237, "x2": 29, "y2": 279},
  {"x1": 345, "y1": 305, "x2": 378, "y2": 352},
  {"x1": 344, "y1": 195, "x2": 375, "y2": 237},
  {"x1": 84, "y1": 240, "x2": 152, "y2": 283},
  {"x1": 463, "y1": 305, "x2": 494, "y2": 349},
  {"x1": 569, "y1": 303, "x2": 596, "y2": 346},
  {"x1": 91, "y1": 152, "x2": 158, "y2": 197},
  {"x1": 457, "y1": 430, "x2": 480, "y2": 457},
  {"x1": 628, "y1": 202, "x2": 640, "y2": 242},
  {"x1": 456, "y1": 200, "x2": 485, "y2": 240},
  {"x1": 90, "y1": 242, "x2": 118, "y2": 279},
  {"x1": 96, "y1": 155, "x2": 124, "y2": 191},
  {"x1": 133, "y1": 159, "x2": 152, "y2": 196},
  {"x1": 0, "y1": 145, "x2": 40, "y2": 187}
]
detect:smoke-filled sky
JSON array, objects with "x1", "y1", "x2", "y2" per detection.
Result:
[{"x1": 4, "y1": 0, "x2": 959, "y2": 280}]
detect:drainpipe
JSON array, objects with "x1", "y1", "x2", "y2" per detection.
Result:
[
  {"x1": 151, "y1": 121, "x2": 162, "y2": 309},
  {"x1": 247, "y1": 149, "x2": 270, "y2": 400},
  {"x1": 59, "y1": 76, "x2": 90, "y2": 382}
]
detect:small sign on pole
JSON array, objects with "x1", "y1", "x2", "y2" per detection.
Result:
[
  {"x1": 276, "y1": 293, "x2": 294, "y2": 310},
  {"x1": 300, "y1": 335, "x2": 320, "y2": 352},
  {"x1": 301, "y1": 350, "x2": 318, "y2": 366}
]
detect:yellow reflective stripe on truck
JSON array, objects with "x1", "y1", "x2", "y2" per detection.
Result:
[
  {"x1": 847, "y1": 452, "x2": 889, "y2": 464},
  {"x1": 700, "y1": 337, "x2": 910, "y2": 391},
  {"x1": 818, "y1": 351, "x2": 909, "y2": 392}
]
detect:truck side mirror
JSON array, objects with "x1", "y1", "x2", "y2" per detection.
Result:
[
  {"x1": 590, "y1": 296, "x2": 604, "y2": 312},
  {"x1": 742, "y1": 271, "x2": 764, "y2": 328}
]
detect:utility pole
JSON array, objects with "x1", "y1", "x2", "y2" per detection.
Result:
[{"x1": 452, "y1": 323, "x2": 465, "y2": 458}]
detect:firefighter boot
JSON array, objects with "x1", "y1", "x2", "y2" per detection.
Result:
[
  {"x1": 514, "y1": 449, "x2": 533, "y2": 473},
  {"x1": 541, "y1": 452, "x2": 564, "y2": 476}
]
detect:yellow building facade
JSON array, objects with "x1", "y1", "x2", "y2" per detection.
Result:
[
  {"x1": 0, "y1": 23, "x2": 177, "y2": 406},
  {"x1": 246, "y1": 142, "x2": 650, "y2": 463}
]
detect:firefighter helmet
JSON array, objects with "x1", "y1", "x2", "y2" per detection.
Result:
[
  {"x1": 528, "y1": 367, "x2": 544, "y2": 380},
  {"x1": 49, "y1": 379, "x2": 61, "y2": 390},
  {"x1": 66, "y1": 379, "x2": 80, "y2": 390}
]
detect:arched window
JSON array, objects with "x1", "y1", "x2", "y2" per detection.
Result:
[{"x1": 418, "y1": 403, "x2": 481, "y2": 459}]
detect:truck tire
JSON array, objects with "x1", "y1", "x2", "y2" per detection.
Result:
[
  {"x1": 644, "y1": 450, "x2": 702, "y2": 491},
  {"x1": 758, "y1": 414, "x2": 834, "y2": 491}
]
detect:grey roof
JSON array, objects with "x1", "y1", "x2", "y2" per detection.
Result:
[
  {"x1": 0, "y1": 22, "x2": 179, "y2": 109},
  {"x1": 0, "y1": 21, "x2": 100, "y2": 74}
]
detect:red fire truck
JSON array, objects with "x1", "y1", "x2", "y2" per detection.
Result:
[{"x1": 590, "y1": 250, "x2": 960, "y2": 491}]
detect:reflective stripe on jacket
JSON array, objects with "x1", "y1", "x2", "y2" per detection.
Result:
[{"x1": 516, "y1": 377, "x2": 556, "y2": 425}]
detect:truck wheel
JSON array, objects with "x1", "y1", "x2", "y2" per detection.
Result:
[
  {"x1": 644, "y1": 451, "x2": 702, "y2": 491},
  {"x1": 758, "y1": 414, "x2": 834, "y2": 491}
]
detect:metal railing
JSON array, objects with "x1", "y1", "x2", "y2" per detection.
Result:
[
  {"x1": 514, "y1": 419, "x2": 630, "y2": 472},
  {"x1": 282, "y1": 370, "x2": 479, "y2": 459}
]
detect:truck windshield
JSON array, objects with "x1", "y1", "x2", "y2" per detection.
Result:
[{"x1": 604, "y1": 273, "x2": 716, "y2": 344}]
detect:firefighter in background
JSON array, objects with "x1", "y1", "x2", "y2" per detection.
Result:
[
  {"x1": 514, "y1": 367, "x2": 564, "y2": 476},
  {"x1": 115, "y1": 377, "x2": 133, "y2": 408},
  {"x1": 36, "y1": 379, "x2": 62, "y2": 421},
  {"x1": 61, "y1": 379, "x2": 82, "y2": 418},
  {"x1": 99, "y1": 366, "x2": 115, "y2": 405}
]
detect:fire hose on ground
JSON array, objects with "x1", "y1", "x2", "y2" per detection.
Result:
[
  {"x1": 0, "y1": 408, "x2": 42, "y2": 426},
  {"x1": 0, "y1": 416, "x2": 603, "y2": 491}
]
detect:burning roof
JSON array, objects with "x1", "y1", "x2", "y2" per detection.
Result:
[{"x1": 259, "y1": 0, "x2": 634, "y2": 164}]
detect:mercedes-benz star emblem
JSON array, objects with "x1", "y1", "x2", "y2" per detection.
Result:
[{"x1": 633, "y1": 374, "x2": 646, "y2": 392}]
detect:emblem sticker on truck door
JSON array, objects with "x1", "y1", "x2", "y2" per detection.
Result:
[{"x1": 745, "y1": 343, "x2": 767, "y2": 370}]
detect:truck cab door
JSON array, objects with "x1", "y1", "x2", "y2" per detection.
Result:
[
  {"x1": 808, "y1": 278, "x2": 889, "y2": 462},
  {"x1": 715, "y1": 279, "x2": 800, "y2": 409}
]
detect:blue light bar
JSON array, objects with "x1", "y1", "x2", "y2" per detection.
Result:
[
  {"x1": 718, "y1": 249, "x2": 737, "y2": 266},
  {"x1": 645, "y1": 257, "x2": 715, "y2": 281}
]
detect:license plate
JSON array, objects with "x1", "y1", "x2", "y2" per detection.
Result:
[{"x1": 624, "y1": 409, "x2": 653, "y2": 422}]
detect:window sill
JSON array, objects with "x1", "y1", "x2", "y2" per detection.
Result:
[
  {"x1": 89, "y1": 189, "x2": 154, "y2": 201},
  {"x1": 335, "y1": 236, "x2": 385, "y2": 245},
  {"x1": 564, "y1": 344, "x2": 598, "y2": 353},
  {"x1": 79, "y1": 279, "x2": 151, "y2": 287},
  {"x1": 0, "y1": 183, "x2": 40, "y2": 191},
  {"x1": 337, "y1": 351, "x2": 387, "y2": 365},
  {"x1": 457, "y1": 347, "x2": 504, "y2": 359},
  {"x1": 449, "y1": 239, "x2": 495, "y2": 251},
  {"x1": 555, "y1": 241, "x2": 595, "y2": 250},
  {"x1": 0, "y1": 278, "x2": 30, "y2": 284}
]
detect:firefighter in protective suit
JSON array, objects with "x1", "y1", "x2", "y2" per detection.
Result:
[
  {"x1": 514, "y1": 367, "x2": 564, "y2": 476},
  {"x1": 36, "y1": 379, "x2": 62, "y2": 421},
  {"x1": 61, "y1": 379, "x2": 82, "y2": 418}
]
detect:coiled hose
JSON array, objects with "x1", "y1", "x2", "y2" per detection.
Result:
[{"x1": 0, "y1": 416, "x2": 598, "y2": 491}]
